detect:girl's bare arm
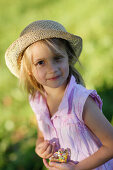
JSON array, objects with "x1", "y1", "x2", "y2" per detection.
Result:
[{"x1": 75, "y1": 96, "x2": 113, "y2": 170}]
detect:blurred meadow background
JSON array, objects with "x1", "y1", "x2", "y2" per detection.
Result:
[{"x1": 0, "y1": 0, "x2": 113, "y2": 169}]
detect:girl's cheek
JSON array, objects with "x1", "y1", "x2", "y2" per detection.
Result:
[
  {"x1": 61, "y1": 62, "x2": 69, "y2": 72},
  {"x1": 38, "y1": 72, "x2": 45, "y2": 80},
  {"x1": 32, "y1": 67, "x2": 44, "y2": 81},
  {"x1": 37, "y1": 68, "x2": 47, "y2": 80}
]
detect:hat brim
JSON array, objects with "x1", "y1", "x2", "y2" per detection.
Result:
[{"x1": 5, "y1": 29, "x2": 82, "y2": 78}]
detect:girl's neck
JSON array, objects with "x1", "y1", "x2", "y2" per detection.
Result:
[
  {"x1": 44, "y1": 85, "x2": 66, "y2": 99},
  {"x1": 44, "y1": 85, "x2": 67, "y2": 117},
  {"x1": 43, "y1": 79, "x2": 68, "y2": 99}
]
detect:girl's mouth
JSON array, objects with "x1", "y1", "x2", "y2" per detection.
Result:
[{"x1": 48, "y1": 75, "x2": 60, "y2": 80}]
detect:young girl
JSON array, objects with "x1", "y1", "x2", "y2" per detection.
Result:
[{"x1": 5, "y1": 20, "x2": 113, "y2": 169}]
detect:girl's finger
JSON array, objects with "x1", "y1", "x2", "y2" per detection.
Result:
[
  {"x1": 49, "y1": 161, "x2": 62, "y2": 169},
  {"x1": 45, "y1": 142, "x2": 56, "y2": 158},
  {"x1": 43, "y1": 151, "x2": 54, "y2": 159},
  {"x1": 43, "y1": 159, "x2": 50, "y2": 169},
  {"x1": 37, "y1": 140, "x2": 49, "y2": 149},
  {"x1": 38, "y1": 142, "x2": 50, "y2": 154},
  {"x1": 43, "y1": 159, "x2": 58, "y2": 170},
  {"x1": 42, "y1": 144, "x2": 53, "y2": 158},
  {"x1": 46, "y1": 144, "x2": 53, "y2": 153}
]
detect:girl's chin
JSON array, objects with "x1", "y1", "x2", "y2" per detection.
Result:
[{"x1": 45, "y1": 80, "x2": 67, "y2": 89}]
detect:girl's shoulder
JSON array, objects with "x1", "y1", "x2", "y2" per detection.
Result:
[{"x1": 72, "y1": 82, "x2": 103, "y2": 122}]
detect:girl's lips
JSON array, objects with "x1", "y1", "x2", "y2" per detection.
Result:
[{"x1": 48, "y1": 75, "x2": 60, "y2": 80}]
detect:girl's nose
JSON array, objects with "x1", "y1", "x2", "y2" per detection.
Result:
[{"x1": 48, "y1": 61, "x2": 58, "y2": 74}]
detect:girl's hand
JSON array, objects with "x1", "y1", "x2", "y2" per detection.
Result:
[
  {"x1": 35, "y1": 140, "x2": 55, "y2": 159},
  {"x1": 43, "y1": 159, "x2": 79, "y2": 170}
]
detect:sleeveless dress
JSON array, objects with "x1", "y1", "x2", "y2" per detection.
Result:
[{"x1": 29, "y1": 75, "x2": 113, "y2": 169}]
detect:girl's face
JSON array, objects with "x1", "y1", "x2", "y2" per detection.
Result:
[{"x1": 29, "y1": 40, "x2": 69, "y2": 90}]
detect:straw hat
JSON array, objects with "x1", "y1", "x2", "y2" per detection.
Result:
[{"x1": 5, "y1": 20, "x2": 82, "y2": 78}]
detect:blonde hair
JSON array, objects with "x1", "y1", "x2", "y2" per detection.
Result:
[{"x1": 19, "y1": 38, "x2": 85, "y2": 97}]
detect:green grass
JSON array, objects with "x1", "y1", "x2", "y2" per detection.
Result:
[{"x1": 0, "y1": 0, "x2": 113, "y2": 169}]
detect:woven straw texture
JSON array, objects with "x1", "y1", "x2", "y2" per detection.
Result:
[{"x1": 5, "y1": 20, "x2": 82, "y2": 78}]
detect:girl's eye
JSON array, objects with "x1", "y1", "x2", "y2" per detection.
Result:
[
  {"x1": 55, "y1": 56, "x2": 63, "y2": 62},
  {"x1": 37, "y1": 60, "x2": 45, "y2": 65}
]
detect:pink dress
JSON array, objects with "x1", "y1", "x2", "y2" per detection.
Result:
[{"x1": 29, "y1": 75, "x2": 113, "y2": 169}]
